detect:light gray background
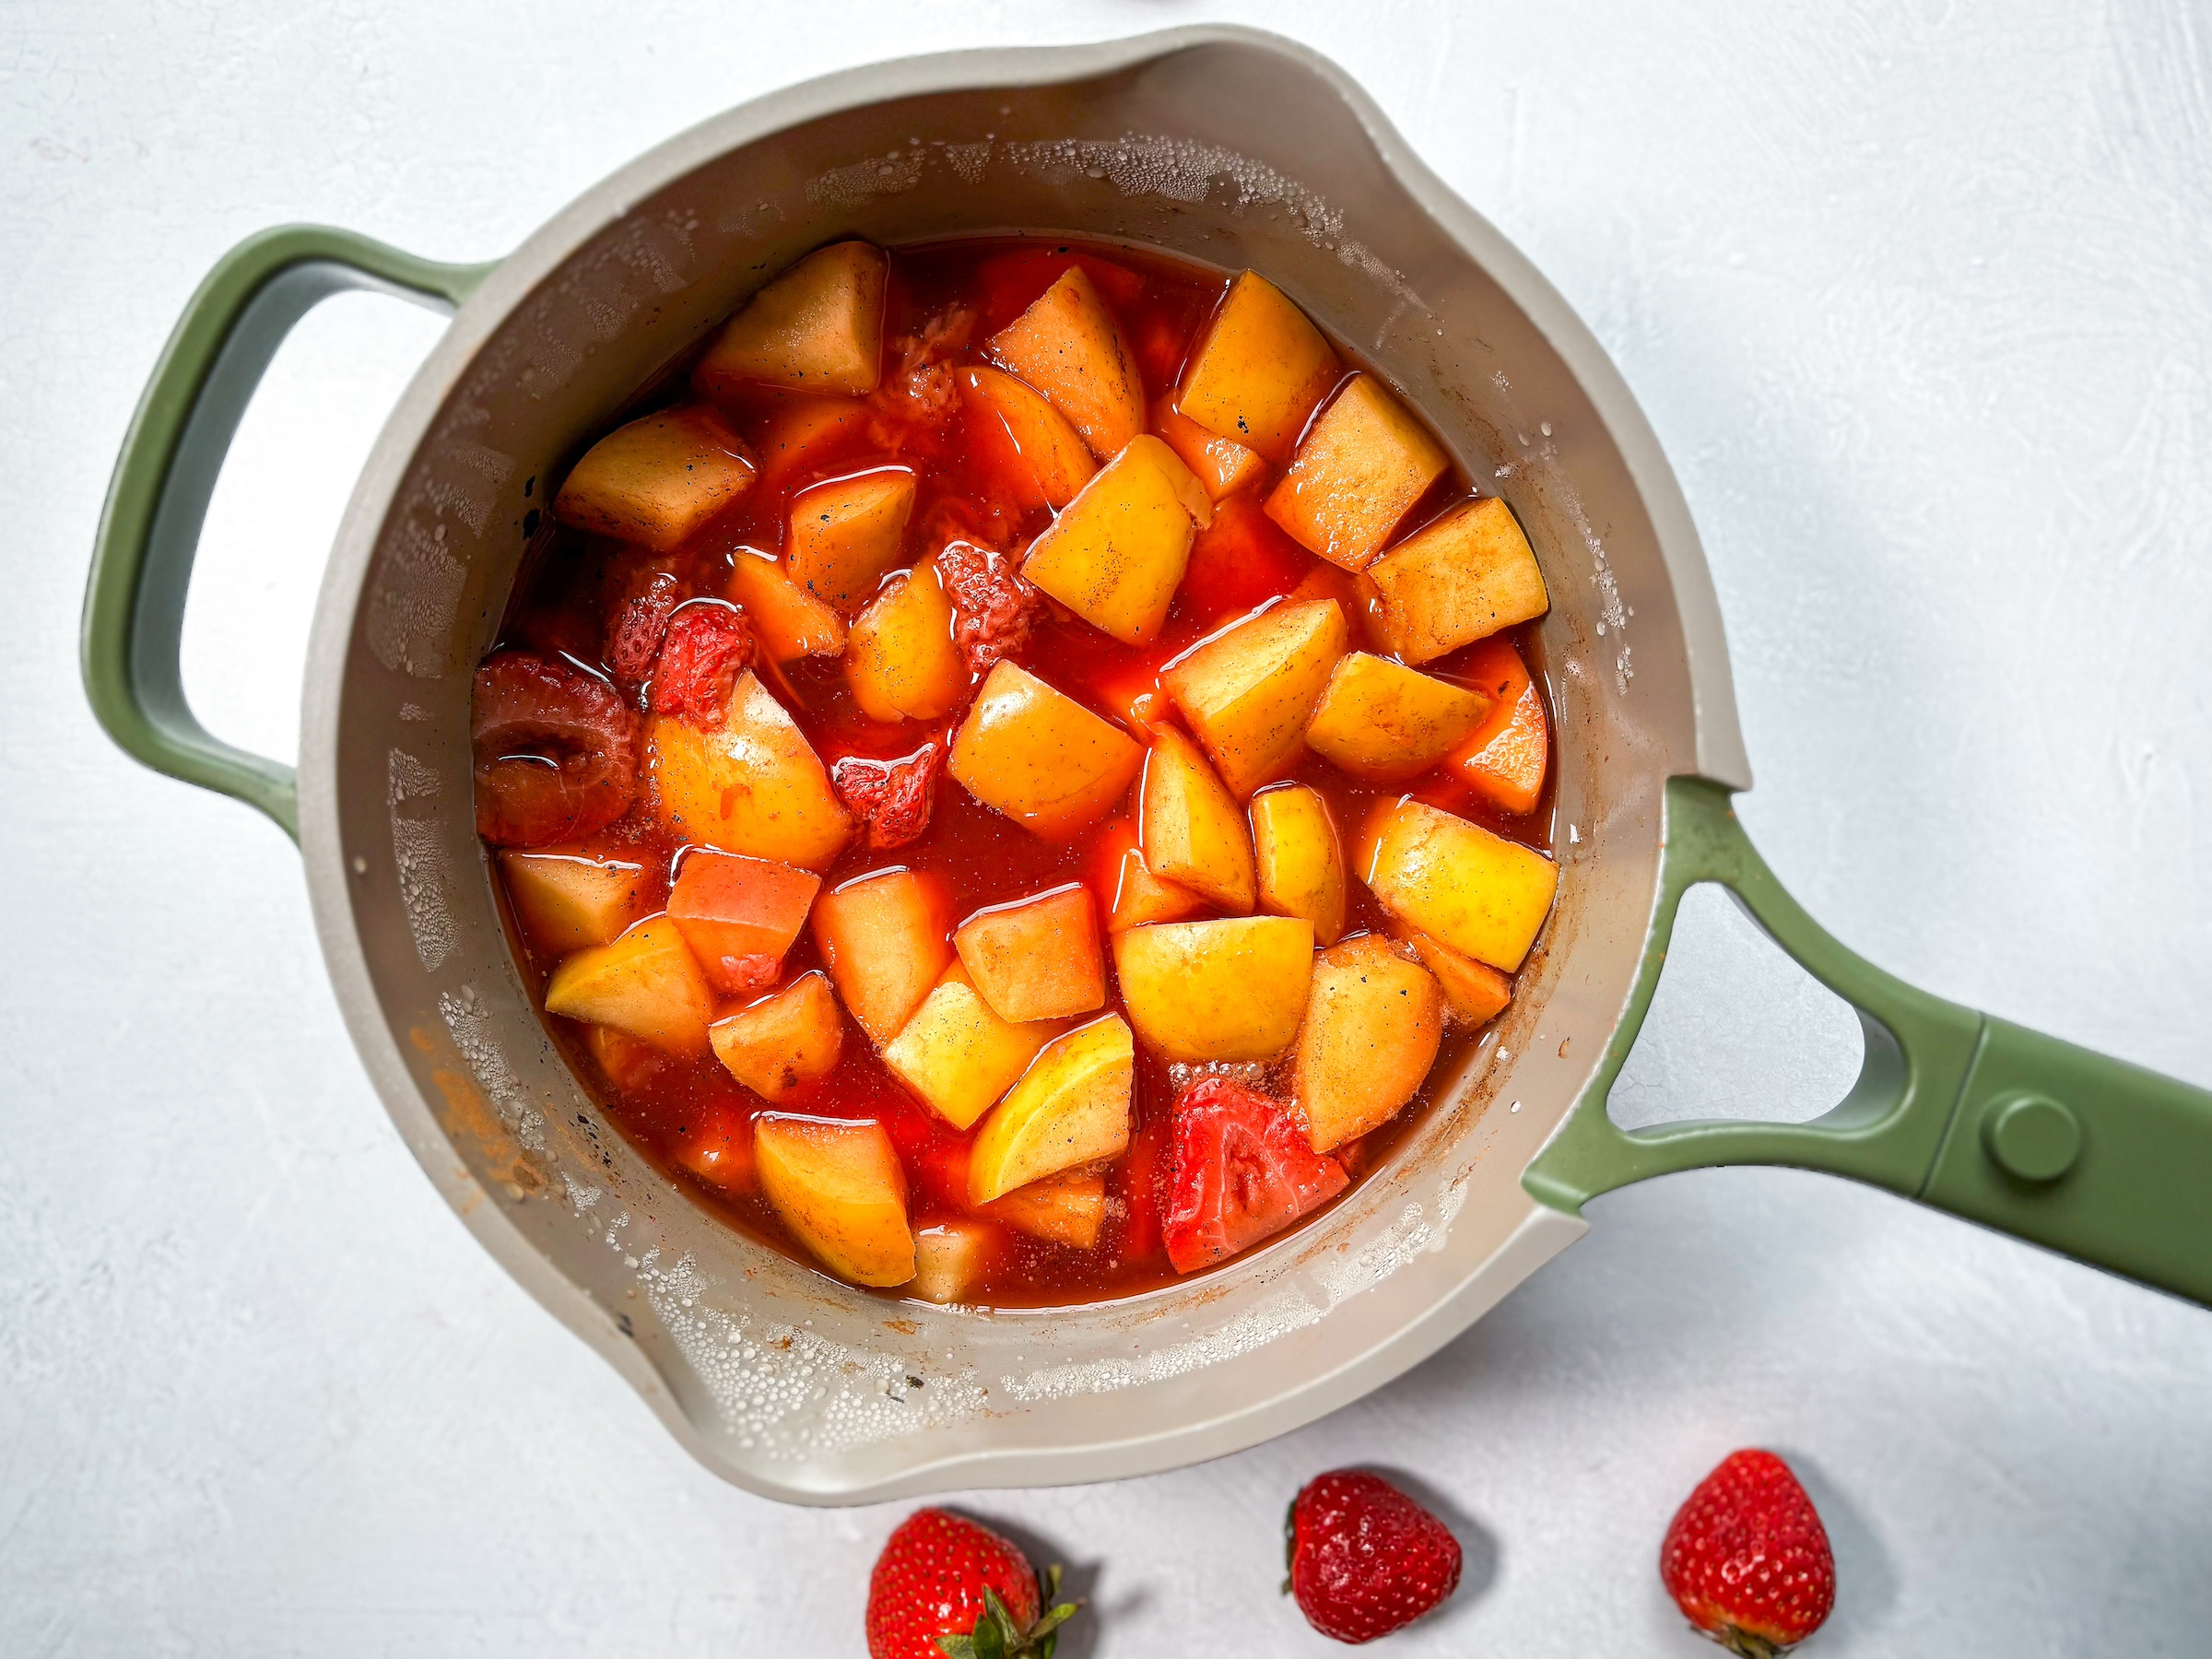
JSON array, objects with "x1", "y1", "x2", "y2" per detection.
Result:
[{"x1": 6, "y1": 3, "x2": 2209, "y2": 1653}]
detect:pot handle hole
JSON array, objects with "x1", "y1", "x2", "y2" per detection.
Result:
[{"x1": 79, "y1": 225, "x2": 498, "y2": 841}]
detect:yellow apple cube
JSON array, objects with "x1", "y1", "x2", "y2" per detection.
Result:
[
  {"x1": 911, "y1": 1219, "x2": 1005, "y2": 1304},
  {"x1": 1113, "y1": 916, "x2": 1314, "y2": 1062},
  {"x1": 693, "y1": 241, "x2": 888, "y2": 396},
  {"x1": 1304, "y1": 653, "x2": 1489, "y2": 783},
  {"x1": 1020, "y1": 435, "x2": 1207, "y2": 646},
  {"x1": 544, "y1": 916, "x2": 712, "y2": 1057},
  {"x1": 1090, "y1": 818, "x2": 1206, "y2": 934},
  {"x1": 1389, "y1": 922, "x2": 1513, "y2": 1029},
  {"x1": 985, "y1": 1169, "x2": 1107, "y2": 1250},
  {"x1": 1292, "y1": 934, "x2": 1443, "y2": 1153},
  {"x1": 1265, "y1": 374, "x2": 1449, "y2": 570},
  {"x1": 953, "y1": 885, "x2": 1107, "y2": 1024},
  {"x1": 1159, "y1": 598, "x2": 1347, "y2": 798},
  {"x1": 1150, "y1": 395, "x2": 1268, "y2": 501},
  {"x1": 1362, "y1": 495, "x2": 1549, "y2": 665},
  {"x1": 708, "y1": 971, "x2": 845, "y2": 1103},
  {"x1": 551, "y1": 406, "x2": 757, "y2": 553},
  {"x1": 1358, "y1": 799, "x2": 1559, "y2": 971},
  {"x1": 968, "y1": 1016, "x2": 1135, "y2": 1205},
  {"x1": 649, "y1": 671, "x2": 852, "y2": 870},
  {"x1": 1250, "y1": 784, "x2": 1346, "y2": 945},
  {"x1": 948, "y1": 662, "x2": 1146, "y2": 840},
  {"x1": 725, "y1": 546, "x2": 845, "y2": 661},
  {"x1": 786, "y1": 467, "x2": 916, "y2": 616},
  {"x1": 500, "y1": 853, "x2": 644, "y2": 952},
  {"x1": 847, "y1": 557, "x2": 968, "y2": 723},
  {"x1": 754, "y1": 1113, "x2": 913, "y2": 1287},
  {"x1": 1174, "y1": 271, "x2": 1340, "y2": 465},
  {"x1": 1138, "y1": 728, "x2": 1255, "y2": 913},
  {"x1": 882, "y1": 963, "x2": 1066, "y2": 1132},
  {"x1": 987, "y1": 266, "x2": 1144, "y2": 458},
  {"x1": 811, "y1": 867, "x2": 951, "y2": 1046},
  {"x1": 958, "y1": 365, "x2": 1098, "y2": 508}
]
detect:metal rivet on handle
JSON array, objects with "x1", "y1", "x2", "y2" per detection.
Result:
[{"x1": 1981, "y1": 1092, "x2": 2084, "y2": 1182}]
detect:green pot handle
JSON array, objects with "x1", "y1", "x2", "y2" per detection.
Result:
[
  {"x1": 1525, "y1": 776, "x2": 2212, "y2": 1308},
  {"x1": 80, "y1": 225, "x2": 498, "y2": 842}
]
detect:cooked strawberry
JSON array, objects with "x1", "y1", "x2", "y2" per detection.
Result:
[
  {"x1": 832, "y1": 740, "x2": 944, "y2": 851},
  {"x1": 602, "y1": 560, "x2": 687, "y2": 690},
  {"x1": 935, "y1": 537, "x2": 1044, "y2": 674},
  {"x1": 1160, "y1": 1077, "x2": 1348, "y2": 1274},
  {"x1": 1662, "y1": 1450, "x2": 1835, "y2": 1656},
  {"x1": 1288, "y1": 1468, "x2": 1463, "y2": 1643},
  {"x1": 865, "y1": 1507, "x2": 1080, "y2": 1659},
  {"x1": 470, "y1": 652, "x2": 639, "y2": 846},
  {"x1": 647, "y1": 600, "x2": 754, "y2": 726}
]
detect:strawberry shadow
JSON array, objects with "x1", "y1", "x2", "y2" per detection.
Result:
[
  {"x1": 1356, "y1": 1464, "x2": 1502, "y2": 1623},
  {"x1": 958, "y1": 1512, "x2": 1127, "y2": 1659},
  {"x1": 1767, "y1": 1447, "x2": 1898, "y2": 1639}
]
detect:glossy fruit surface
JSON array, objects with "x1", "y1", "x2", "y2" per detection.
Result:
[
  {"x1": 866, "y1": 1508, "x2": 1081, "y2": 1659},
  {"x1": 1660, "y1": 1448, "x2": 1836, "y2": 1657},
  {"x1": 1288, "y1": 1468, "x2": 1462, "y2": 1643}
]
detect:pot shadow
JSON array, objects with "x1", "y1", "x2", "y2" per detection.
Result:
[
  {"x1": 1358, "y1": 1464, "x2": 1502, "y2": 1628},
  {"x1": 952, "y1": 1511, "x2": 1133, "y2": 1659},
  {"x1": 1769, "y1": 1447, "x2": 1898, "y2": 1639}
]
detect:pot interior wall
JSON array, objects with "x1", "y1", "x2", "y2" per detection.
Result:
[{"x1": 317, "y1": 35, "x2": 1700, "y2": 1499}]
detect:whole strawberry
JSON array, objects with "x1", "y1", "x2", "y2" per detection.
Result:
[
  {"x1": 865, "y1": 1507, "x2": 1081, "y2": 1659},
  {"x1": 1661, "y1": 1449, "x2": 1836, "y2": 1656},
  {"x1": 1288, "y1": 1469, "x2": 1463, "y2": 1643}
]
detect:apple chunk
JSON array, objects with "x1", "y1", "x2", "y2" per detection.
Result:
[
  {"x1": 1175, "y1": 270, "x2": 1340, "y2": 465},
  {"x1": 958, "y1": 365, "x2": 1097, "y2": 509},
  {"x1": 847, "y1": 556, "x2": 968, "y2": 723},
  {"x1": 709, "y1": 971, "x2": 844, "y2": 1103},
  {"x1": 1358, "y1": 798, "x2": 1559, "y2": 971},
  {"x1": 985, "y1": 1169, "x2": 1107, "y2": 1250},
  {"x1": 1362, "y1": 496, "x2": 1548, "y2": 665},
  {"x1": 649, "y1": 671, "x2": 852, "y2": 870},
  {"x1": 693, "y1": 241, "x2": 888, "y2": 397},
  {"x1": 1250, "y1": 784, "x2": 1346, "y2": 945},
  {"x1": 754, "y1": 1114, "x2": 914, "y2": 1287},
  {"x1": 911, "y1": 1219, "x2": 1006, "y2": 1304},
  {"x1": 968, "y1": 1016, "x2": 1135, "y2": 1204},
  {"x1": 986, "y1": 266, "x2": 1144, "y2": 458},
  {"x1": 1159, "y1": 598, "x2": 1347, "y2": 798},
  {"x1": 786, "y1": 467, "x2": 916, "y2": 616},
  {"x1": 1113, "y1": 916, "x2": 1314, "y2": 1062},
  {"x1": 1150, "y1": 395, "x2": 1268, "y2": 501},
  {"x1": 811, "y1": 866, "x2": 952, "y2": 1046},
  {"x1": 667, "y1": 849, "x2": 819, "y2": 995},
  {"x1": 883, "y1": 962, "x2": 1065, "y2": 1131},
  {"x1": 725, "y1": 546, "x2": 846, "y2": 662},
  {"x1": 1445, "y1": 635, "x2": 1549, "y2": 817},
  {"x1": 500, "y1": 853, "x2": 644, "y2": 952},
  {"x1": 1087, "y1": 817, "x2": 1206, "y2": 934},
  {"x1": 1020, "y1": 436, "x2": 1208, "y2": 646},
  {"x1": 1265, "y1": 374, "x2": 1448, "y2": 571},
  {"x1": 1138, "y1": 728, "x2": 1255, "y2": 913},
  {"x1": 953, "y1": 885, "x2": 1107, "y2": 1024},
  {"x1": 1303, "y1": 653, "x2": 1489, "y2": 783},
  {"x1": 551, "y1": 406, "x2": 757, "y2": 553},
  {"x1": 544, "y1": 916, "x2": 713, "y2": 1057},
  {"x1": 948, "y1": 662, "x2": 1145, "y2": 840},
  {"x1": 1388, "y1": 922, "x2": 1513, "y2": 1030},
  {"x1": 1292, "y1": 934, "x2": 1443, "y2": 1153}
]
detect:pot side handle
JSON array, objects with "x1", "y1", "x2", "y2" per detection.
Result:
[
  {"x1": 1524, "y1": 775, "x2": 2212, "y2": 1309},
  {"x1": 80, "y1": 225, "x2": 499, "y2": 842}
]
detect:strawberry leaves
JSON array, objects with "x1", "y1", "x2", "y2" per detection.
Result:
[{"x1": 935, "y1": 1567, "x2": 1082, "y2": 1659}]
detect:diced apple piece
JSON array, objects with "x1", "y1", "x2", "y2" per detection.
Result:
[
  {"x1": 1151, "y1": 395, "x2": 1268, "y2": 501},
  {"x1": 1265, "y1": 374, "x2": 1449, "y2": 571},
  {"x1": 1445, "y1": 635, "x2": 1549, "y2": 817},
  {"x1": 649, "y1": 671, "x2": 852, "y2": 869},
  {"x1": 811, "y1": 867, "x2": 952, "y2": 1046},
  {"x1": 786, "y1": 468, "x2": 915, "y2": 616},
  {"x1": 958, "y1": 365, "x2": 1098, "y2": 510},
  {"x1": 1250, "y1": 784, "x2": 1346, "y2": 945},
  {"x1": 1304, "y1": 653, "x2": 1489, "y2": 783},
  {"x1": 883, "y1": 962, "x2": 1065, "y2": 1131},
  {"x1": 751, "y1": 394, "x2": 872, "y2": 489},
  {"x1": 1113, "y1": 916, "x2": 1314, "y2": 1062},
  {"x1": 911, "y1": 1219, "x2": 1005, "y2": 1304},
  {"x1": 1020, "y1": 436, "x2": 1207, "y2": 646},
  {"x1": 985, "y1": 1169, "x2": 1107, "y2": 1250},
  {"x1": 954, "y1": 885, "x2": 1107, "y2": 1024},
  {"x1": 709, "y1": 971, "x2": 845, "y2": 1103},
  {"x1": 672, "y1": 1104, "x2": 759, "y2": 1194},
  {"x1": 1358, "y1": 799, "x2": 1559, "y2": 971},
  {"x1": 500, "y1": 853, "x2": 645, "y2": 952},
  {"x1": 968, "y1": 1017, "x2": 1135, "y2": 1204},
  {"x1": 582, "y1": 1022, "x2": 667, "y2": 1092},
  {"x1": 1362, "y1": 496, "x2": 1548, "y2": 664},
  {"x1": 1159, "y1": 599, "x2": 1347, "y2": 798},
  {"x1": 1175, "y1": 271, "x2": 1340, "y2": 465},
  {"x1": 1138, "y1": 728, "x2": 1255, "y2": 913},
  {"x1": 726, "y1": 546, "x2": 846, "y2": 661},
  {"x1": 551, "y1": 406, "x2": 757, "y2": 553},
  {"x1": 986, "y1": 266, "x2": 1144, "y2": 458},
  {"x1": 1088, "y1": 817, "x2": 1206, "y2": 933},
  {"x1": 948, "y1": 662, "x2": 1146, "y2": 840},
  {"x1": 667, "y1": 849, "x2": 819, "y2": 995},
  {"x1": 1388, "y1": 922, "x2": 1513, "y2": 1029},
  {"x1": 694, "y1": 241, "x2": 888, "y2": 397},
  {"x1": 1292, "y1": 934, "x2": 1443, "y2": 1153},
  {"x1": 544, "y1": 916, "x2": 712, "y2": 1056},
  {"x1": 847, "y1": 557, "x2": 968, "y2": 723},
  {"x1": 754, "y1": 1113, "x2": 914, "y2": 1287}
]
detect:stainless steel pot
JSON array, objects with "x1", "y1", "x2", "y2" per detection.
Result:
[{"x1": 82, "y1": 25, "x2": 2212, "y2": 1505}]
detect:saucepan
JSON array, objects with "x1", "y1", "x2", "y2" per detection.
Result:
[{"x1": 79, "y1": 25, "x2": 2212, "y2": 1504}]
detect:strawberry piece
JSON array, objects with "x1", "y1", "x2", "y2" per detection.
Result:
[
  {"x1": 470, "y1": 652, "x2": 639, "y2": 847},
  {"x1": 602, "y1": 562, "x2": 688, "y2": 692},
  {"x1": 865, "y1": 1508, "x2": 1081, "y2": 1659},
  {"x1": 833, "y1": 741, "x2": 944, "y2": 851},
  {"x1": 1288, "y1": 1469, "x2": 1463, "y2": 1643},
  {"x1": 935, "y1": 537, "x2": 1045, "y2": 675},
  {"x1": 647, "y1": 600, "x2": 754, "y2": 726},
  {"x1": 1661, "y1": 1449, "x2": 1835, "y2": 1657},
  {"x1": 1160, "y1": 1077, "x2": 1348, "y2": 1274}
]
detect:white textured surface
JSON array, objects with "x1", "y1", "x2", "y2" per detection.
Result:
[{"x1": 6, "y1": 3, "x2": 2211, "y2": 1653}]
